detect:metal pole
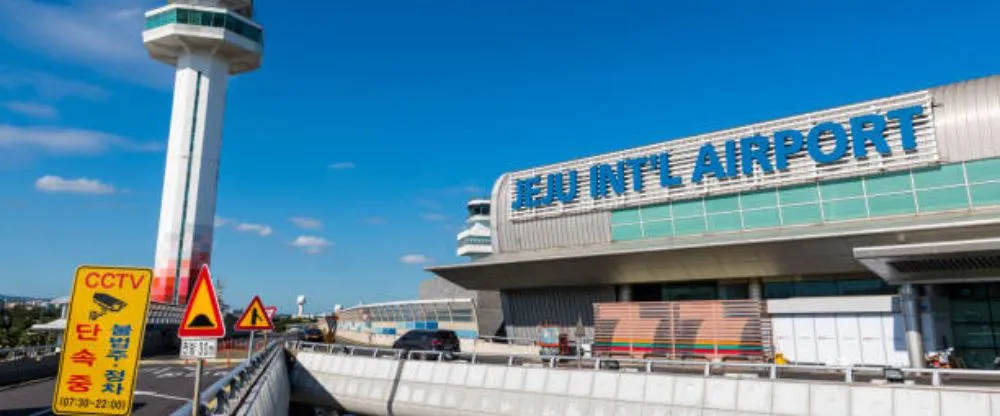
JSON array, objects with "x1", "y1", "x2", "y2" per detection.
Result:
[
  {"x1": 191, "y1": 359, "x2": 203, "y2": 416},
  {"x1": 248, "y1": 331, "x2": 255, "y2": 359},
  {"x1": 900, "y1": 283, "x2": 926, "y2": 368}
]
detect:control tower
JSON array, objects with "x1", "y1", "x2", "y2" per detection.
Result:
[{"x1": 142, "y1": 0, "x2": 263, "y2": 304}]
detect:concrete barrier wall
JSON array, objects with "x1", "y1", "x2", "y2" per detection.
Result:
[
  {"x1": 0, "y1": 354, "x2": 60, "y2": 386},
  {"x1": 292, "y1": 351, "x2": 1000, "y2": 416},
  {"x1": 236, "y1": 349, "x2": 291, "y2": 416}
]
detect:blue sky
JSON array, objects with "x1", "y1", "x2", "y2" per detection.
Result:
[{"x1": 0, "y1": 0, "x2": 998, "y2": 314}]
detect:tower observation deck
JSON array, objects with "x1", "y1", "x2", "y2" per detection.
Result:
[{"x1": 143, "y1": 0, "x2": 263, "y2": 304}]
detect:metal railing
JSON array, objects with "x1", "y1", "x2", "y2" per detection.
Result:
[
  {"x1": 286, "y1": 341, "x2": 1000, "y2": 388},
  {"x1": 0, "y1": 345, "x2": 60, "y2": 362},
  {"x1": 172, "y1": 340, "x2": 283, "y2": 416},
  {"x1": 475, "y1": 335, "x2": 537, "y2": 346}
]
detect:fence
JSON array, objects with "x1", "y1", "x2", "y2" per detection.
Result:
[
  {"x1": 287, "y1": 340, "x2": 1000, "y2": 388},
  {"x1": 593, "y1": 300, "x2": 770, "y2": 361},
  {"x1": 337, "y1": 298, "x2": 480, "y2": 339},
  {"x1": 172, "y1": 340, "x2": 288, "y2": 416}
]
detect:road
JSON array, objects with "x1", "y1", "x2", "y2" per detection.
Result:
[{"x1": 0, "y1": 361, "x2": 235, "y2": 416}]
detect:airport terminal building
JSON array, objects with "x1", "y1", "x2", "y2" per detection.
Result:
[{"x1": 429, "y1": 75, "x2": 1000, "y2": 368}]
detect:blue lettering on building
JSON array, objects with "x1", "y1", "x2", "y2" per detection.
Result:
[{"x1": 511, "y1": 105, "x2": 924, "y2": 211}]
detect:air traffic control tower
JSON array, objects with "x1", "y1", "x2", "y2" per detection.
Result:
[{"x1": 142, "y1": 0, "x2": 263, "y2": 304}]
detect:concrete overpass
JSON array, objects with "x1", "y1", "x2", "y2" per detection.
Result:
[{"x1": 7, "y1": 336, "x2": 1000, "y2": 415}]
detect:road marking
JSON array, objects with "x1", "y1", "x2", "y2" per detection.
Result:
[
  {"x1": 134, "y1": 390, "x2": 190, "y2": 402},
  {"x1": 28, "y1": 409, "x2": 52, "y2": 416}
]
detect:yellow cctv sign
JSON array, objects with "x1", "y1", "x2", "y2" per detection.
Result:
[{"x1": 52, "y1": 266, "x2": 153, "y2": 415}]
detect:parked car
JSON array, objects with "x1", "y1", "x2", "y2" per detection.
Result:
[
  {"x1": 392, "y1": 329, "x2": 461, "y2": 359},
  {"x1": 302, "y1": 328, "x2": 324, "y2": 343}
]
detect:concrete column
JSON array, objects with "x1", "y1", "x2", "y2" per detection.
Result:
[
  {"x1": 900, "y1": 283, "x2": 926, "y2": 368},
  {"x1": 617, "y1": 285, "x2": 633, "y2": 302},
  {"x1": 748, "y1": 279, "x2": 763, "y2": 301}
]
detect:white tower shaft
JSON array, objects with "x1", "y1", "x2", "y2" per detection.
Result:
[
  {"x1": 152, "y1": 54, "x2": 230, "y2": 304},
  {"x1": 143, "y1": 1, "x2": 263, "y2": 304}
]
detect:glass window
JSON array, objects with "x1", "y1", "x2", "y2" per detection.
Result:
[
  {"x1": 662, "y1": 283, "x2": 717, "y2": 301},
  {"x1": 672, "y1": 217, "x2": 706, "y2": 236},
  {"x1": 719, "y1": 283, "x2": 749, "y2": 300},
  {"x1": 965, "y1": 158, "x2": 1000, "y2": 183},
  {"x1": 641, "y1": 205, "x2": 671, "y2": 221},
  {"x1": 867, "y1": 193, "x2": 916, "y2": 217},
  {"x1": 837, "y1": 279, "x2": 893, "y2": 296},
  {"x1": 707, "y1": 212, "x2": 741, "y2": 232},
  {"x1": 970, "y1": 182, "x2": 1000, "y2": 208},
  {"x1": 822, "y1": 199, "x2": 867, "y2": 221},
  {"x1": 740, "y1": 190, "x2": 778, "y2": 210},
  {"x1": 705, "y1": 195, "x2": 739, "y2": 214},
  {"x1": 779, "y1": 184, "x2": 819, "y2": 204},
  {"x1": 611, "y1": 224, "x2": 643, "y2": 241},
  {"x1": 611, "y1": 209, "x2": 641, "y2": 224},
  {"x1": 643, "y1": 220, "x2": 672, "y2": 238},
  {"x1": 794, "y1": 280, "x2": 839, "y2": 297},
  {"x1": 672, "y1": 200, "x2": 704, "y2": 217},
  {"x1": 780, "y1": 203, "x2": 822, "y2": 225},
  {"x1": 631, "y1": 284, "x2": 663, "y2": 302},
  {"x1": 917, "y1": 187, "x2": 969, "y2": 212},
  {"x1": 819, "y1": 179, "x2": 864, "y2": 199},
  {"x1": 742, "y1": 208, "x2": 781, "y2": 229},
  {"x1": 865, "y1": 172, "x2": 912, "y2": 195},
  {"x1": 912, "y1": 164, "x2": 965, "y2": 189}
]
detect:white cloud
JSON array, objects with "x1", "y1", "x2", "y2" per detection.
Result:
[
  {"x1": 234, "y1": 222, "x2": 273, "y2": 237},
  {"x1": 214, "y1": 216, "x2": 232, "y2": 228},
  {"x1": 35, "y1": 175, "x2": 115, "y2": 194},
  {"x1": 292, "y1": 236, "x2": 331, "y2": 254},
  {"x1": 328, "y1": 162, "x2": 356, "y2": 170},
  {"x1": 400, "y1": 254, "x2": 432, "y2": 265},
  {"x1": 0, "y1": 0, "x2": 170, "y2": 89},
  {"x1": 0, "y1": 70, "x2": 108, "y2": 101},
  {"x1": 0, "y1": 125, "x2": 162, "y2": 155},
  {"x1": 290, "y1": 216, "x2": 323, "y2": 230},
  {"x1": 3, "y1": 101, "x2": 58, "y2": 119},
  {"x1": 421, "y1": 213, "x2": 448, "y2": 222}
]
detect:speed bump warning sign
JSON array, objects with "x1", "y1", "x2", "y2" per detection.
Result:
[{"x1": 178, "y1": 265, "x2": 225, "y2": 338}]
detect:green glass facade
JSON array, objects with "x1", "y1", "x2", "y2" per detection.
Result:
[
  {"x1": 611, "y1": 157, "x2": 1000, "y2": 241},
  {"x1": 145, "y1": 7, "x2": 264, "y2": 46}
]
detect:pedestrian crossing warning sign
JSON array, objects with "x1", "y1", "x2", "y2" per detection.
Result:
[
  {"x1": 177, "y1": 265, "x2": 225, "y2": 338},
  {"x1": 234, "y1": 295, "x2": 273, "y2": 331}
]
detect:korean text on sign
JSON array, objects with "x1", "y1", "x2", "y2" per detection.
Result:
[{"x1": 52, "y1": 266, "x2": 153, "y2": 416}]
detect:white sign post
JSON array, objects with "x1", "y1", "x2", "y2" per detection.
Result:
[{"x1": 180, "y1": 338, "x2": 218, "y2": 360}]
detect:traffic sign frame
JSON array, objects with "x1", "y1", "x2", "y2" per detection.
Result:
[
  {"x1": 234, "y1": 295, "x2": 274, "y2": 332},
  {"x1": 177, "y1": 265, "x2": 226, "y2": 339}
]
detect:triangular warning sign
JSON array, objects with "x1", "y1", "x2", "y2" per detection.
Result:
[
  {"x1": 178, "y1": 265, "x2": 226, "y2": 338},
  {"x1": 234, "y1": 295, "x2": 274, "y2": 331}
]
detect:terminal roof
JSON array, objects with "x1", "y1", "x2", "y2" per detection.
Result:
[{"x1": 427, "y1": 209, "x2": 1000, "y2": 290}]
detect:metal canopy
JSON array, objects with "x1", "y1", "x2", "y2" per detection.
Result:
[
  {"x1": 854, "y1": 237, "x2": 1000, "y2": 285},
  {"x1": 427, "y1": 210, "x2": 1000, "y2": 291}
]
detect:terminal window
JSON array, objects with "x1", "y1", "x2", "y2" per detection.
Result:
[{"x1": 611, "y1": 157, "x2": 1000, "y2": 242}]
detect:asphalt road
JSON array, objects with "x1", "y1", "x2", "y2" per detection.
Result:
[{"x1": 0, "y1": 361, "x2": 234, "y2": 416}]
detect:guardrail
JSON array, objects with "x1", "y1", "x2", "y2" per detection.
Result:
[
  {"x1": 474, "y1": 335, "x2": 538, "y2": 346},
  {"x1": 0, "y1": 345, "x2": 60, "y2": 362},
  {"x1": 172, "y1": 340, "x2": 284, "y2": 416},
  {"x1": 286, "y1": 341, "x2": 1000, "y2": 388}
]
